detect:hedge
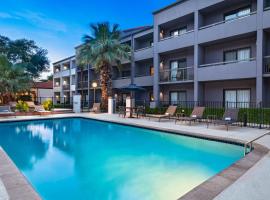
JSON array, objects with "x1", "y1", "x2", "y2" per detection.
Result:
[{"x1": 145, "y1": 106, "x2": 270, "y2": 124}]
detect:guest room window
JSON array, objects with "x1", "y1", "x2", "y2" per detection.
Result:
[
  {"x1": 224, "y1": 48, "x2": 251, "y2": 62},
  {"x1": 224, "y1": 7, "x2": 251, "y2": 21},
  {"x1": 170, "y1": 91, "x2": 187, "y2": 105},
  {"x1": 224, "y1": 89, "x2": 250, "y2": 108}
]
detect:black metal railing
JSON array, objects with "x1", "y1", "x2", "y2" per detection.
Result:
[
  {"x1": 139, "y1": 101, "x2": 270, "y2": 129},
  {"x1": 159, "y1": 67, "x2": 194, "y2": 83},
  {"x1": 264, "y1": 56, "x2": 270, "y2": 73},
  {"x1": 31, "y1": 97, "x2": 73, "y2": 109}
]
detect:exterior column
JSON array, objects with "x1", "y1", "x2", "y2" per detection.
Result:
[
  {"x1": 131, "y1": 35, "x2": 135, "y2": 85},
  {"x1": 256, "y1": 0, "x2": 264, "y2": 104},
  {"x1": 194, "y1": 10, "x2": 202, "y2": 102},
  {"x1": 153, "y1": 22, "x2": 160, "y2": 106}
]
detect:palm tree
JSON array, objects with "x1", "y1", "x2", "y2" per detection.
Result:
[{"x1": 77, "y1": 22, "x2": 131, "y2": 109}]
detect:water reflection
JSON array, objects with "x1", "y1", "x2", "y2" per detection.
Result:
[{"x1": 0, "y1": 122, "x2": 50, "y2": 170}]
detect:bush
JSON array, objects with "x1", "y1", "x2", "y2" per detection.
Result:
[
  {"x1": 16, "y1": 100, "x2": 29, "y2": 112},
  {"x1": 42, "y1": 99, "x2": 53, "y2": 111}
]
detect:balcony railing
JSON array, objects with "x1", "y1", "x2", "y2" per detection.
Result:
[
  {"x1": 199, "y1": 11, "x2": 257, "y2": 30},
  {"x1": 78, "y1": 81, "x2": 88, "y2": 89},
  {"x1": 135, "y1": 73, "x2": 152, "y2": 78},
  {"x1": 199, "y1": 58, "x2": 256, "y2": 68},
  {"x1": 159, "y1": 30, "x2": 194, "y2": 42},
  {"x1": 62, "y1": 85, "x2": 70, "y2": 90},
  {"x1": 265, "y1": 0, "x2": 270, "y2": 10},
  {"x1": 159, "y1": 67, "x2": 194, "y2": 83},
  {"x1": 264, "y1": 56, "x2": 270, "y2": 73},
  {"x1": 112, "y1": 76, "x2": 131, "y2": 80},
  {"x1": 134, "y1": 46, "x2": 153, "y2": 52}
]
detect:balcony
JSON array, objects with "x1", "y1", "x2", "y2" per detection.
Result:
[
  {"x1": 159, "y1": 67, "x2": 194, "y2": 84},
  {"x1": 134, "y1": 74, "x2": 154, "y2": 87},
  {"x1": 112, "y1": 77, "x2": 131, "y2": 88},
  {"x1": 78, "y1": 81, "x2": 88, "y2": 89},
  {"x1": 263, "y1": 7, "x2": 270, "y2": 28},
  {"x1": 198, "y1": 11, "x2": 257, "y2": 44},
  {"x1": 198, "y1": 58, "x2": 257, "y2": 81},
  {"x1": 62, "y1": 85, "x2": 70, "y2": 91},
  {"x1": 264, "y1": 56, "x2": 270, "y2": 74},
  {"x1": 134, "y1": 46, "x2": 153, "y2": 61},
  {"x1": 157, "y1": 30, "x2": 195, "y2": 53}
]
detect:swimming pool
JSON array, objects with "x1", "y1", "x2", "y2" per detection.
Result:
[{"x1": 0, "y1": 118, "x2": 243, "y2": 200}]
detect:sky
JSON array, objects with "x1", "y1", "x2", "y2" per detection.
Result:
[{"x1": 0, "y1": 0, "x2": 176, "y2": 78}]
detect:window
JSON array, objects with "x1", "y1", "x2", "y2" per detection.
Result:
[
  {"x1": 170, "y1": 91, "x2": 187, "y2": 105},
  {"x1": 224, "y1": 89, "x2": 250, "y2": 108},
  {"x1": 170, "y1": 61, "x2": 178, "y2": 81},
  {"x1": 170, "y1": 27, "x2": 187, "y2": 37},
  {"x1": 170, "y1": 59, "x2": 187, "y2": 81},
  {"x1": 224, "y1": 7, "x2": 251, "y2": 22},
  {"x1": 71, "y1": 75, "x2": 75, "y2": 85},
  {"x1": 224, "y1": 48, "x2": 251, "y2": 62},
  {"x1": 150, "y1": 66, "x2": 154, "y2": 76}
]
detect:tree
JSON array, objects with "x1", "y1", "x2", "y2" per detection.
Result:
[
  {"x1": 0, "y1": 35, "x2": 50, "y2": 78},
  {"x1": 77, "y1": 22, "x2": 131, "y2": 109},
  {"x1": 0, "y1": 55, "x2": 31, "y2": 103}
]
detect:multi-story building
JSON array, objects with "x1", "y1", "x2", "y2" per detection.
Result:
[
  {"x1": 53, "y1": 0, "x2": 270, "y2": 107},
  {"x1": 53, "y1": 56, "x2": 76, "y2": 104}
]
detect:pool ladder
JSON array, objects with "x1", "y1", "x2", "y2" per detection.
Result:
[{"x1": 244, "y1": 131, "x2": 270, "y2": 156}]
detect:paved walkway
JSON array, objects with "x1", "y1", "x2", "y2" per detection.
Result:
[{"x1": 0, "y1": 113, "x2": 270, "y2": 200}]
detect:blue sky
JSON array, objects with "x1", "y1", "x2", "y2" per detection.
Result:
[{"x1": 0, "y1": 0, "x2": 175, "y2": 76}]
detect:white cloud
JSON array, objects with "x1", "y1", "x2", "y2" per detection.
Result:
[{"x1": 0, "y1": 10, "x2": 67, "y2": 32}]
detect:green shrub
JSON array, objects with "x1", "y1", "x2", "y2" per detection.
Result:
[
  {"x1": 145, "y1": 106, "x2": 270, "y2": 124},
  {"x1": 42, "y1": 99, "x2": 53, "y2": 111},
  {"x1": 16, "y1": 100, "x2": 29, "y2": 112}
]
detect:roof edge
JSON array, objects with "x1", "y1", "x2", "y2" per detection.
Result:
[
  {"x1": 153, "y1": 0, "x2": 188, "y2": 15},
  {"x1": 53, "y1": 55, "x2": 76, "y2": 65}
]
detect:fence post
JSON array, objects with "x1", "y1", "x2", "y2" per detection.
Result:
[{"x1": 259, "y1": 102, "x2": 262, "y2": 129}]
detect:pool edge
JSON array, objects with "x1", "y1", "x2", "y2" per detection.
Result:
[
  {"x1": 0, "y1": 115, "x2": 269, "y2": 200},
  {"x1": 0, "y1": 147, "x2": 41, "y2": 200}
]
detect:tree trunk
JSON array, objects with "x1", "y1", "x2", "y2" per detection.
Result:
[{"x1": 100, "y1": 64, "x2": 112, "y2": 111}]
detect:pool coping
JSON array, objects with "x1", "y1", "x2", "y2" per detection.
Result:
[
  {"x1": 0, "y1": 115, "x2": 269, "y2": 200},
  {"x1": 0, "y1": 147, "x2": 41, "y2": 200}
]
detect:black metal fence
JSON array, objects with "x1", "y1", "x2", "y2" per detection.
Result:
[
  {"x1": 32, "y1": 97, "x2": 73, "y2": 109},
  {"x1": 112, "y1": 100, "x2": 270, "y2": 129}
]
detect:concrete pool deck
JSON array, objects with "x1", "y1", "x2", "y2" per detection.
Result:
[{"x1": 0, "y1": 113, "x2": 270, "y2": 200}]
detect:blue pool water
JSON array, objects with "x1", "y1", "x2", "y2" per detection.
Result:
[{"x1": 0, "y1": 118, "x2": 243, "y2": 200}]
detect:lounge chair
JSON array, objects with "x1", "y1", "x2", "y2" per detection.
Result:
[
  {"x1": 34, "y1": 105, "x2": 51, "y2": 115},
  {"x1": 9, "y1": 101, "x2": 17, "y2": 111},
  {"x1": 90, "y1": 103, "x2": 101, "y2": 113},
  {"x1": 0, "y1": 106, "x2": 15, "y2": 117},
  {"x1": 147, "y1": 106, "x2": 177, "y2": 122},
  {"x1": 175, "y1": 106, "x2": 205, "y2": 125},
  {"x1": 207, "y1": 108, "x2": 239, "y2": 131},
  {"x1": 26, "y1": 101, "x2": 36, "y2": 111}
]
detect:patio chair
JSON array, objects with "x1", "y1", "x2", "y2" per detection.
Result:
[
  {"x1": 207, "y1": 108, "x2": 239, "y2": 131},
  {"x1": 90, "y1": 103, "x2": 101, "y2": 113},
  {"x1": 118, "y1": 106, "x2": 126, "y2": 118},
  {"x1": 34, "y1": 105, "x2": 51, "y2": 116},
  {"x1": 175, "y1": 107, "x2": 205, "y2": 125},
  {"x1": 0, "y1": 106, "x2": 15, "y2": 117},
  {"x1": 134, "y1": 106, "x2": 145, "y2": 118},
  {"x1": 147, "y1": 105, "x2": 177, "y2": 122}
]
